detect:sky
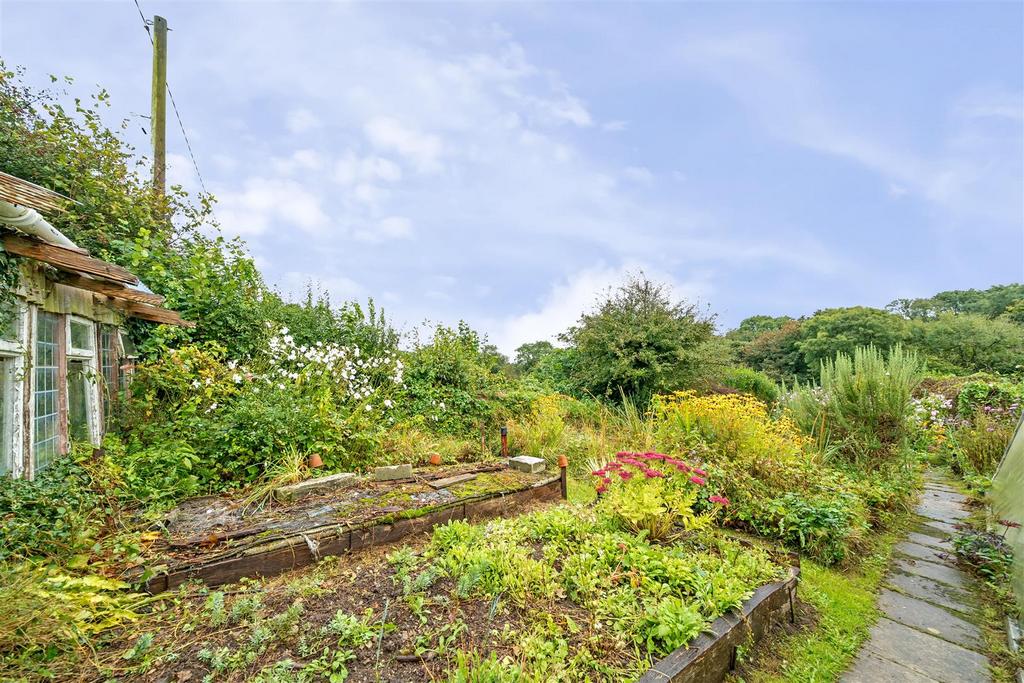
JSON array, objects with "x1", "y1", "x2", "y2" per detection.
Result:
[{"x1": 1, "y1": 1, "x2": 1022, "y2": 355}]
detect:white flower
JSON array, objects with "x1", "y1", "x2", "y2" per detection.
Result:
[
  {"x1": 365, "y1": 404, "x2": 373, "y2": 411},
  {"x1": 232, "y1": 373, "x2": 242, "y2": 384},
  {"x1": 384, "y1": 399, "x2": 393, "y2": 408}
]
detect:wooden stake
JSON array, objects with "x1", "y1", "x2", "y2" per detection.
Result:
[{"x1": 151, "y1": 15, "x2": 168, "y2": 194}]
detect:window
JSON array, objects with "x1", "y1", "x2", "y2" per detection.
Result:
[
  {"x1": 0, "y1": 301, "x2": 23, "y2": 354},
  {"x1": 99, "y1": 325, "x2": 119, "y2": 427},
  {"x1": 0, "y1": 357, "x2": 13, "y2": 476},
  {"x1": 65, "y1": 317, "x2": 97, "y2": 448},
  {"x1": 33, "y1": 311, "x2": 60, "y2": 472},
  {"x1": 68, "y1": 318, "x2": 94, "y2": 355},
  {"x1": 118, "y1": 330, "x2": 138, "y2": 388}
]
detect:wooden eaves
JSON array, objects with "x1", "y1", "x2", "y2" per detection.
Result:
[{"x1": 2, "y1": 231, "x2": 194, "y2": 328}]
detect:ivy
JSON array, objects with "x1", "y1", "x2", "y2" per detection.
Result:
[{"x1": 0, "y1": 251, "x2": 20, "y2": 329}]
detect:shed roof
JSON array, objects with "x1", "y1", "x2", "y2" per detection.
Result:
[{"x1": 0, "y1": 172, "x2": 193, "y2": 328}]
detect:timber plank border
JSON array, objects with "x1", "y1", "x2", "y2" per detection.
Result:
[
  {"x1": 144, "y1": 475, "x2": 562, "y2": 593},
  {"x1": 637, "y1": 562, "x2": 801, "y2": 683}
]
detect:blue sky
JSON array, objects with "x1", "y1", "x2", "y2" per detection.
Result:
[{"x1": 2, "y1": 1, "x2": 1022, "y2": 354}]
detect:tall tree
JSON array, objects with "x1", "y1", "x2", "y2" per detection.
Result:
[{"x1": 560, "y1": 276, "x2": 715, "y2": 404}]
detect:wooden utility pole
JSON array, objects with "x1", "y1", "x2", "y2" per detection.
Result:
[{"x1": 151, "y1": 15, "x2": 168, "y2": 195}]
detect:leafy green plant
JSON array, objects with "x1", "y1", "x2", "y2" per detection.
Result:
[{"x1": 787, "y1": 344, "x2": 923, "y2": 465}]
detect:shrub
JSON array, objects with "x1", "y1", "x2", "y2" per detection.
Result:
[
  {"x1": 787, "y1": 345, "x2": 923, "y2": 466},
  {"x1": 720, "y1": 367, "x2": 780, "y2": 405},
  {"x1": 592, "y1": 451, "x2": 727, "y2": 541}
]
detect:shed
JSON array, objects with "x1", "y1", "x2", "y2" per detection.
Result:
[{"x1": 0, "y1": 171, "x2": 191, "y2": 478}]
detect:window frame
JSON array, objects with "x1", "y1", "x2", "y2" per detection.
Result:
[
  {"x1": 63, "y1": 316, "x2": 100, "y2": 449},
  {"x1": 0, "y1": 303, "x2": 26, "y2": 478},
  {"x1": 30, "y1": 308, "x2": 62, "y2": 476}
]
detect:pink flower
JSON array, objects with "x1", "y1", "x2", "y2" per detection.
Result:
[
  {"x1": 591, "y1": 469, "x2": 606, "y2": 477},
  {"x1": 644, "y1": 468, "x2": 665, "y2": 478},
  {"x1": 709, "y1": 495, "x2": 730, "y2": 507},
  {"x1": 618, "y1": 470, "x2": 634, "y2": 481},
  {"x1": 616, "y1": 451, "x2": 631, "y2": 457},
  {"x1": 693, "y1": 468, "x2": 707, "y2": 477},
  {"x1": 689, "y1": 475, "x2": 706, "y2": 486},
  {"x1": 596, "y1": 484, "x2": 607, "y2": 494},
  {"x1": 605, "y1": 461, "x2": 622, "y2": 470},
  {"x1": 675, "y1": 463, "x2": 692, "y2": 473},
  {"x1": 602, "y1": 477, "x2": 612, "y2": 485}
]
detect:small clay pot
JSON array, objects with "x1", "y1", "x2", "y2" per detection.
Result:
[
  {"x1": 308, "y1": 453, "x2": 324, "y2": 468},
  {"x1": 428, "y1": 453, "x2": 442, "y2": 466},
  {"x1": 557, "y1": 454, "x2": 568, "y2": 469}
]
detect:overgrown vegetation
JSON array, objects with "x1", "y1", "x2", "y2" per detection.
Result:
[{"x1": 1, "y1": 62, "x2": 1019, "y2": 681}]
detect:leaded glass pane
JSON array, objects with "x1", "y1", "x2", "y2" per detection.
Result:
[{"x1": 34, "y1": 312, "x2": 60, "y2": 471}]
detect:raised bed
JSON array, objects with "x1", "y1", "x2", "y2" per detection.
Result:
[
  {"x1": 143, "y1": 470, "x2": 564, "y2": 593},
  {"x1": 639, "y1": 562, "x2": 801, "y2": 683}
]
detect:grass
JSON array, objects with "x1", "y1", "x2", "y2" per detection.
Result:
[{"x1": 730, "y1": 508, "x2": 911, "y2": 683}]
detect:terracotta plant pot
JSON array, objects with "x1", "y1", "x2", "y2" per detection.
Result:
[
  {"x1": 428, "y1": 453, "x2": 442, "y2": 466},
  {"x1": 307, "y1": 453, "x2": 324, "y2": 469},
  {"x1": 557, "y1": 454, "x2": 568, "y2": 469}
]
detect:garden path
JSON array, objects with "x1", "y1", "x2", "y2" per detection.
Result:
[{"x1": 841, "y1": 471, "x2": 991, "y2": 682}]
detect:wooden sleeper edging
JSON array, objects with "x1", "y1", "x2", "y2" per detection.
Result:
[
  {"x1": 637, "y1": 563, "x2": 801, "y2": 683},
  {"x1": 144, "y1": 475, "x2": 563, "y2": 593}
]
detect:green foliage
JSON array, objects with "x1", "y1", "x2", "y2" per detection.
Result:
[
  {"x1": 0, "y1": 454, "x2": 104, "y2": 563},
  {"x1": 740, "y1": 320, "x2": 808, "y2": 383},
  {"x1": 720, "y1": 366, "x2": 780, "y2": 404},
  {"x1": 787, "y1": 345, "x2": 923, "y2": 465},
  {"x1": 727, "y1": 315, "x2": 794, "y2": 342},
  {"x1": 909, "y1": 313, "x2": 1024, "y2": 376},
  {"x1": 560, "y1": 276, "x2": 715, "y2": 405},
  {"x1": 888, "y1": 283, "x2": 1024, "y2": 320},
  {"x1": 512, "y1": 341, "x2": 556, "y2": 375},
  {"x1": 953, "y1": 526, "x2": 1014, "y2": 583},
  {"x1": 796, "y1": 307, "x2": 908, "y2": 373}
]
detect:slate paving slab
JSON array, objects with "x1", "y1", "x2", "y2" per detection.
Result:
[
  {"x1": 918, "y1": 518, "x2": 960, "y2": 536},
  {"x1": 858, "y1": 617, "x2": 990, "y2": 683},
  {"x1": 843, "y1": 472, "x2": 991, "y2": 682},
  {"x1": 921, "y1": 489, "x2": 968, "y2": 505},
  {"x1": 884, "y1": 571, "x2": 976, "y2": 615},
  {"x1": 878, "y1": 588, "x2": 984, "y2": 648},
  {"x1": 906, "y1": 530, "x2": 953, "y2": 551},
  {"x1": 896, "y1": 540, "x2": 951, "y2": 565},
  {"x1": 893, "y1": 557, "x2": 970, "y2": 589},
  {"x1": 842, "y1": 651, "x2": 937, "y2": 682},
  {"x1": 916, "y1": 500, "x2": 971, "y2": 522}
]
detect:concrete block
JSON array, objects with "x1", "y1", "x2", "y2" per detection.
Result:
[
  {"x1": 275, "y1": 472, "x2": 357, "y2": 502},
  {"x1": 373, "y1": 464, "x2": 414, "y2": 481},
  {"x1": 508, "y1": 455, "x2": 545, "y2": 473}
]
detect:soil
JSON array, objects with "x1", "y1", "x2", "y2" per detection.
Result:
[{"x1": 92, "y1": 497, "x2": 615, "y2": 683}]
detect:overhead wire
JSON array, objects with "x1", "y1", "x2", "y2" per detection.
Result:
[{"x1": 130, "y1": 0, "x2": 209, "y2": 195}]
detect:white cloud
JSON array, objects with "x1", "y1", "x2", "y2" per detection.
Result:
[
  {"x1": 285, "y1": 108, "x2": 321, "y2": 134},
  {"x1": 488, "y1": 262, "x2": 709, "y2": 355},
  {"x1": 277, "y1": 271, "x2": 364, "y2": 303},
  {"x1": 623, "y1": 166, "x2": 654, "y2": 184},
  {"x1": 602, "y1": 120, "x2": 628, "y2": 132},
  {"x1": 353, "y1": 216, "x2": 414, "y2": 243},
  {"x1": 364, "y1": 117, "x2": 443, "y2": 173},
  {"x1": 333, "y1": 152, "x2": 403, "y2": 185},
  {"x1": 215, "y1": 177, "x2": 330, "y2": 237},
  {"x1": 165, "y1": 152, "x2": 195, "y2": 190},
  {"x1": 676, "y1": 31, "x2": 1023, "y2": 224},
  {"x1": 271, "y1": 149, "x2": 324, "y2": 175}
]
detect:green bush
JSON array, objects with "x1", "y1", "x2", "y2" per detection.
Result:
[
  {"x1": 720, "y1": 366, "x2": 780, "y2": 404},
  {"x1": 787, "y1": 345, "x2": 924, "y2": 465}
]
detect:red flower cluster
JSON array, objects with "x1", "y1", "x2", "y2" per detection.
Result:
[
  {"x1": 592, "y1": 451, "x2": 714, "y2": 493},
  {"x1": 590, "y1": 451, "x2": 734, "y2": 512}
]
